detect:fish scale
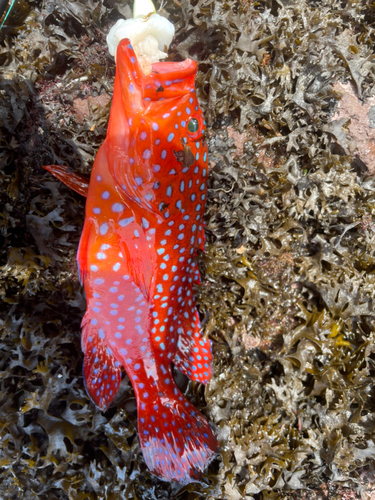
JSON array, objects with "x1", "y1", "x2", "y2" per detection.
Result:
[{"x1": 43, "y1": 38, "x2": 217, "y2": 484}]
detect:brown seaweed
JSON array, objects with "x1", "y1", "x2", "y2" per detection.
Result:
[{"x1": 1, "y1": 0, "x2": 375, "y2": 499}]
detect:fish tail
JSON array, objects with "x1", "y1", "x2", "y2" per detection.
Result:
[{"x1": 137, "y1": 382, "x2": 218, "y2": 484}]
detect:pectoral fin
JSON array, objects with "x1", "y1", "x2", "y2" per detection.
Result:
[{"x1": 43, "y1": 165, "x2": 89, "y2": 197}]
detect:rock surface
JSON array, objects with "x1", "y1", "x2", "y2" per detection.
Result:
[
  {"x1": 330, "y1": 82, "x2": 375, "y2": 174},
  {"x1": 73, "y1": 94, "x2": 111, "y2": 123}
]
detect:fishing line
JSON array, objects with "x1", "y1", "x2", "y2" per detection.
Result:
[
  {"x1": 0, "y1": 0, "x2": 16, "y2": 30},
  {"x1": 0, "y1": 0, "x2": 10, "y2": 20}
]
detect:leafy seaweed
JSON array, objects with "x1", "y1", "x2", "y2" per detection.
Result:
[{"x1": 1, "y1": 0, "x2": 375, "y2": 499}]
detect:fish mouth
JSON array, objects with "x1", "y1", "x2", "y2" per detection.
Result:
[
  {"x1": 116, "y1": 38, "x2": 197, "y2": 101},
  {"x1": 143, "y1": 58, "x2": 198, "y2": 100},
  {"x1": 140, "y1": 54, "x2": 198, "y2": 100},
  {"x1": 149, "y1": 58, "x2": 198, "y2": 82}
]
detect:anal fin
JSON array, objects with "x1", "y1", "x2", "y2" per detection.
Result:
[{"x1": 82, "y1": 320, "x2": 122, "y2": 411}]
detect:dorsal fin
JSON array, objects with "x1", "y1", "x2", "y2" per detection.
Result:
[{"x1": 173, "y1": 305, "x2": 213, "y2": 385}]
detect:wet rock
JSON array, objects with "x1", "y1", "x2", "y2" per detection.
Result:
[
  {"x1": 73, "y1": 93, "x2": 111, "y2": 123},
  {"x1": 330, "y1": 82, "x2": 375, "y2": 174}
]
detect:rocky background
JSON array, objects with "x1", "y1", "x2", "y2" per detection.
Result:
[{"x1": 1, "y1": 0, "x2": 375, "y2": 499}]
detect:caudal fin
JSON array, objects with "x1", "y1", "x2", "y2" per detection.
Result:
[{"x1": 137, "y1": 384, "x2": 218, "y2": 484}]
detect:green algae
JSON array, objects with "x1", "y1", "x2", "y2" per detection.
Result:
[{"x1": 1, "y1": 0, "x2": 375, "y2": 499}]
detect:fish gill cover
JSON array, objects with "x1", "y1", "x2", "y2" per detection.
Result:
[{"x1": 1, "y1": 0, "x2": 375, "y2": 499}]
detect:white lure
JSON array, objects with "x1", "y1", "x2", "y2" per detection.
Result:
[{"x1": 106, "y1": 0, "x2": 175, "y2": 75}]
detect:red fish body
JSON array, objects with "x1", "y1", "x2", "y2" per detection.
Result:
[{"x1": 64, "y1": 39, "x2": 218, "y2": 483}]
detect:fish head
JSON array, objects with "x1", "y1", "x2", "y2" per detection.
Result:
[{"x1": 107, "y1": 38, "x2": 207, "y2": 191}]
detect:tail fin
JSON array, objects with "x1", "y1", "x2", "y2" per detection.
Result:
[{"x1": 137, "y1": 384, "x2": 218, "y2": 484}]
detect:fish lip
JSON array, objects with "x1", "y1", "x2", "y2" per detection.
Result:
[
  {"x1": 117, "y1": 39, "x2": 197, "y2": 100},
  {"x1": 144, "y1": 58, "x2": 198, "y2": 98},
  {"x1": 150, "y1": 58, "x2": 198, "y2": 80}
]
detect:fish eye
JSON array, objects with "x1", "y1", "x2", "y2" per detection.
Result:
[
  {"x1": 186, "y1": 115, "x2": 204, "y2": 139},
  {"x1": 187, "y1": 118, "x2": 199, "y2": 133}
]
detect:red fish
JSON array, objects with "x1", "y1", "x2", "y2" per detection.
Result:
[{"x1": 44, "y1": 38, "x2": 218, "y2": 483}]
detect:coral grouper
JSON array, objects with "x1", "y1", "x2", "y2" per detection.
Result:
[{"x1": 44, "y1": 39, "x2": 218, "y2": 483}]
